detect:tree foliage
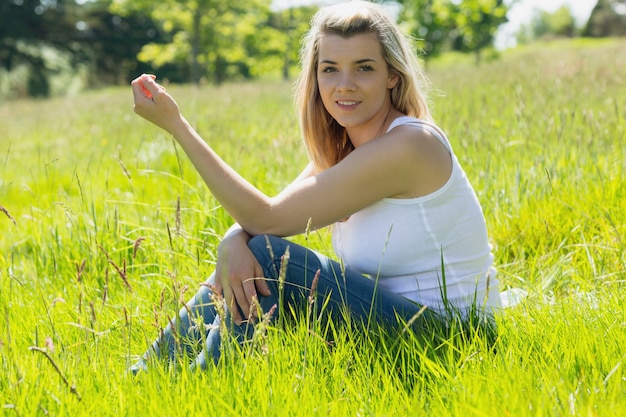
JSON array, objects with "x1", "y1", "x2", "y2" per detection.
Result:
[
  {"x1": 450, "y1": 0, "x2": 508, "y2": 57},
  {"x1": 0, "y1": 0, "x2": 168, "y2": 97},
  {"x1": 76, "y1": 0, "x2": 170, "y2": 86},
  {"x1": 516, "y1": 6, "x2": 577, "y2": 44},
  {"x1": 1, "y1": 0, "x2": 316, "y2": 96},
  {"x1": 0, "y1": 0, "x2": 84, "y2": 96},
  {"x1": 583, "y1": 0, "x2": 626, "y2": 37},
  {"x1": 399, "y1": 0, "x2": 451, "y2": 58},
  {"x1": 110, "y1": 0, "x2": 315, "y2": 84},
  {"x1": 398, "y1": 0, "x2": 509, "y2": 61},
  {"x1": 1, "y1": 0, "x2": 514, "y2": 97}
]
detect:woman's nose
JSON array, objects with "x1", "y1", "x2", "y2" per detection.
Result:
[{"x1": 336, "y1": 73, "x2": 357, "y2": 92}]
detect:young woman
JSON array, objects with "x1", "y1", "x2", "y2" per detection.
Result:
[{"x1": 129, "y1": 0, "x2": 501, "y2": 372}]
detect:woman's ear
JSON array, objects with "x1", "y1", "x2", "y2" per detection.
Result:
[{"x1": 387, "y1": 73, "x2": 400, "y2": 89}]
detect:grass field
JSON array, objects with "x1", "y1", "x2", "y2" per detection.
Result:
[{"x1": 1, "y1": 38, "x2": 625, "y2": 416}]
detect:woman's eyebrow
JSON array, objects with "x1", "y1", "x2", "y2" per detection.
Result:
[{"x1": 319, "y1": 58, "x2": 377, "y2": 65}]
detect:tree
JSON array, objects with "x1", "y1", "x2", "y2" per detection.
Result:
[
  {"x1": 516, "y1": 6, "x2": 577, "y2": 44},
  {"x1": 398, "y1": 0, "x2": 509, "y2": 62},
  {"x1": 0, "y1": 0, "x2": 85, "y2": 96},
  {"x1": 583, "y1": 0, "x2": 626, "y2": 37},
  {"x1": 449, "y1": 0, "x2": 508, "y2": 62},
  {"x1": 399, "y1": 0, "x2": 458, "y2": 59},
  {"x1": 75, "y1": 0, "x2": 171, "y2": 85},
  {"x1": 268, "y1": 5, "x2": 318, "y2": 80},
  {"x1": 110, "y1": 0, "x2": 289, "y2": 84},
  {"x1": 0, "y1": 0, "x2": 164, "y2": 96}
]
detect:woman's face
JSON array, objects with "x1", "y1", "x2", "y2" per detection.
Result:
[{"x1": 316, "y1": 32, "x2": 399, "y2": 141}]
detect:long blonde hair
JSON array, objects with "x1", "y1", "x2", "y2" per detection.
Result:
[{"x1": 295, "y1": 0, "x2": 432, "y2": 172}]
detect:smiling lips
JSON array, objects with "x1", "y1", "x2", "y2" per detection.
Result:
[{"x1": 337, "y1": 100, "x2": 361, "y2": 109}]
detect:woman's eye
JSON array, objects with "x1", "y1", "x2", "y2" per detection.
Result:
[
  {"x1": 320, "y1": 67, "x2": 336, "y2": 73},
  {"x1": 358, "y1": 65, "x2": 373, "y2": 72}
]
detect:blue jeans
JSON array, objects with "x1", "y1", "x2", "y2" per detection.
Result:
[{"x1": 136, "y1": 235, "x2": 430, "y2": 371}]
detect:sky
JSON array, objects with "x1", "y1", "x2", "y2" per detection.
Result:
[{"x1": 271, "y1": 0, "x2": 599, "y2": 49}]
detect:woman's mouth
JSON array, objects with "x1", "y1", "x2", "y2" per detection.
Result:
[{"x1": 336, "y1": 100, "x2": 360, "y2": 109}]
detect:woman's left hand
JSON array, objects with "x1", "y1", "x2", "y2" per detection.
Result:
[
  {"x1": 215, "y1": 230, "x2": 271, "y2": 325},
  {"x1": 131, "y1": 74, "x2": 185, "y2": 134}
]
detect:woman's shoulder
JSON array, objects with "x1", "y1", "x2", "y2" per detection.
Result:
[{"x1": 387, "y1": 116, "x2": 451, "y2": 153}]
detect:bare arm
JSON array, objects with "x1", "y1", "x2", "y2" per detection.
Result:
[
  {"x1": 131, "y1": 74, "x2": 449, "y2": 237},
  {"x1": 213, "y1": 164, "x2": 316, "y2": 323}
]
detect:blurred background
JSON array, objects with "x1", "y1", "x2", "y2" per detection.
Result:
[{"x1": 1, "y1": 0, "x2": 624, "y2": 99}]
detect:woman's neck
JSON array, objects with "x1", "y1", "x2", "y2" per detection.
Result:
[{"x1": 347, "y1": 107, "x2": 404, "y2": 148}]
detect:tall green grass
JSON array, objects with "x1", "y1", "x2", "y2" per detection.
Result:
[{"x1": 1, "y1": 39, "x2": 624, "y2": 416}]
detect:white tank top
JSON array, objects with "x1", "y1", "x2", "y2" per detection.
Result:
[{"x1": 332, "y1": 116, "x2": 501, "y2": 313}]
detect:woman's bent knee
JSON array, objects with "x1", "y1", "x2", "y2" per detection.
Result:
[{"x1": 248, "y1": 235, "x2": 285, "y2": 259}]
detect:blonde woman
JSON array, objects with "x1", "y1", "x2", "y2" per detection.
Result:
[{"x1": 129, "y1": 0, "x2": 501, "y2": 372}]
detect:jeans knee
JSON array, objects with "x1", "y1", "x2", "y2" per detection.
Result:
[
  {"x1": 248, "y1": 235, "x2": 290, "y2": 279},
  {"x1": 248, "y1": 235, "x2": 284, "y2": 258}
]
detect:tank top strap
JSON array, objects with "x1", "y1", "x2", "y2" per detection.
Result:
[{"x1": 387, "y1": 116, "x2": 452, "y2": 153}]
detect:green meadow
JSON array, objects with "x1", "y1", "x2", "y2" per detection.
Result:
[{"x1": 1, "y1": 39, "x2": 625, "y2": 415}]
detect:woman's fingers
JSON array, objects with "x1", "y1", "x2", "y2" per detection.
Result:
[
  {"x1": 222, "y1": 276, "x2": 269, "y2": 324},
  {"x1": 131, "y1": 74, "x2": 181, "y2": 133},
  {"x1": 140, "y1": 74, "x2": 166, "y2": 98},
  {"x1": 131, "y1": 74, "x2": 168, "y2": 107},
  {"x1": 131, "y1": 78, "x2": 150, "y2": 102},
  {"x1": 254, "y1": 263, "x2": 271, "y2": 297},
  {"x1": 242, "y1": 277, "x2": 261, "y2": 320},
  {"x1": 214, "y1": 238, "x2": 273, "y2": 324},
  {"x1": 212, "y1": 268, "x2": 243, "y2": 324},
  {"x1": 131, "y1": 74, "x2": 154, "y2": 99},
  {"x1": 239, "y1": 262, "x2": 271, "y2": 320},
  {"x1": 255, "y1": 279, "x2": 271, "y2": 297},
  {"x1": 218, "y1": 279, "x2": 240, "y2": 324}
]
